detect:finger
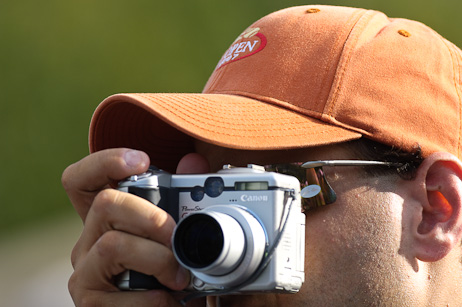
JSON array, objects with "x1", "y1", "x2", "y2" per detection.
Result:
[
  {"x1": 73, "y1": 230, "x2": 190, "y2": 292},
  {"x1": 176, "y1": 153, "x2": 210, "y2": 174},
  {"x1": 62, "y1": 148, "x2": 150, "y2": 220},
  {"x1": 72, "y1": 189, "x2": 176, "y2": 266}
]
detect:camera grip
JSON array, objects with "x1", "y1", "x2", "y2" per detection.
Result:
[
  {"x1": 129, "y1": 186, "x2": 179, "y2": 222},
  {"x1": 116, "y1": 185, "x2": 179, "y2": 290},
  {"x1": 117, "y1": 270, "x2": 170, "y2": 290}
]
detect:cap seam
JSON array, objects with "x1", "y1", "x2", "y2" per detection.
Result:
[
  {"x1": 208, "y1": 90, "x2": 327, "y2": 119},
  {"x1": 134, "y1": 93, "x2": 313, "y2": 134},
  {"x1": 324, "y1": 10, "x2": 377, "y2": 119},
  {"x1": 197, "y1": 90, "x2": 372, "y2": 139},
  {"x1": 313, "y1": 9, "x2": 367, "y2": 112},
  {"x1": 442, "y1": 39, "x2": 462, "y2": 158},
  {"x1": 456, "y1": 45, "x2": 461, "y2": 160},
  {"x1": 125, "y1": 93, "x2": 359, "y2": 140},
  {"x1": 135, "y1": 93, "x2": 311, "y2": 124},
  {"x1": 203, "y1": 59, "x2": 229, "y2": 93}
]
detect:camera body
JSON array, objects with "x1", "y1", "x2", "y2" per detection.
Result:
[{"x1": 117, "y1": 164, "x2": 305, "y2": 294}]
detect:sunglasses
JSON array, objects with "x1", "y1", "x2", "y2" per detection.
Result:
[{"x1": 265, "y1": 160, "x2": 402, "y2": 212}]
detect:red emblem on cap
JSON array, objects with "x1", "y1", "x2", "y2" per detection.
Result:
[{"x1": 215, "y1": 27, "x2": 267, "y2": 70}]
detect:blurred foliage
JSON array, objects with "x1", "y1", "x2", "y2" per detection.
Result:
[{"x1": 0, "y1": 0, "x2": 460, "y2": 234}]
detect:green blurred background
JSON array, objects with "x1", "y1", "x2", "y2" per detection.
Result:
[
  {"x1": 0, "y1": 0, "x2": 461, "y2": 304},
  {"x1": 2, "y1": 0, "x2": 461, "y2": 235}
]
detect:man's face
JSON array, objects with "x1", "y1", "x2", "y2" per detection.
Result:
[{"x1": 193, "y1": 140, "x2": 412, "y2": 306}]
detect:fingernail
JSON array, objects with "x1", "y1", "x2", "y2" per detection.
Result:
[
  {"x1": 176, "y1": 266, "x2": 189, "y2": 286},
  {"x1": 124, "y1": 150, "x2": 146, "y2": 168}
]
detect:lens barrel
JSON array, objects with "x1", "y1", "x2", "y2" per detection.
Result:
[
  {"x1": 172, "y1": 205, "x2": 267, "y2": 287},
  {"x1": 173, "y1": 211, "x2": 246, "y2": 275}
]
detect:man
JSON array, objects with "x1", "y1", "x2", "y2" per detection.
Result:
[{"x1": 62, "y1": 5, "x2": 462, "y2": 306}]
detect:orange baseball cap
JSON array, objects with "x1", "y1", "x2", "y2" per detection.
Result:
[{"x1": 89, "y1": 5, "x2": 462, "y2": 172}]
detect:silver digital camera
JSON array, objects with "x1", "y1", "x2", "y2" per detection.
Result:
[{"x1": 116, "y1": 164, "x2": 305, "y2": 296}]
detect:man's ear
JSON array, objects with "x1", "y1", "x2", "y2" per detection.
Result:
[{"x1": 411, "y1": 152, "x2": 462, "y2": 262}]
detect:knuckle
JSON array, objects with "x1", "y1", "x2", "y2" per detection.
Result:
[
  {"x1": 68, "y1": 271, "x2": 77, "y2": 295},
  {"x1": 153, "y1": 252, "x2": 178, "y2": 279},
  {"x1": 68, "y1": 271, "x2": 88, "y2": 307},
  {"x1": 146, "y1": 209, "x2": 176, "y2": 245},
  {"x1": 147, "y1": 209, "x2": 170, "y2": 231},
  {"x1": 70, "y1": 243, "x2": 80, "y2": 269},
  {"x1": 95, "y1": 230, "x2": 124, "y2": 258},
  {"x1": 92, "y1": 189, "x2": 120, "y2": 215},
  {"x1": 148, "y1": 205, "x2": 170, "y2": 222},
  {"x1": 61, "y1": 162, "x2": 77, "y2": 191}
]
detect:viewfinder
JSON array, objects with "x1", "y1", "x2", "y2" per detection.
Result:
[{"x1": 235, "y1": 181, "x2": 269, "y2": 191}]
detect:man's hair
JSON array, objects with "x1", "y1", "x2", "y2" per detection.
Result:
[{"x1": 350, "y1": 138, "x2": 423, "y2": 180}]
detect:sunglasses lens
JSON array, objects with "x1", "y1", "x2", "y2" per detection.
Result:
[
  {"x1": 302, "y1": 167, "x2": 336, "y2": 210},
  {"x1": 266, "y1": 164, "x2": 337, "y2": 211}
]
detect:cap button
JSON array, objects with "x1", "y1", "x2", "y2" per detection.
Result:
[
  {"x1": 398, "y1": 29, "x2": 411, "y2": 37},
  {"x1": 306, "y1": 8, "x2": 320, "y2": 14}
]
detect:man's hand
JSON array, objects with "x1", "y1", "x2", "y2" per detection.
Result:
[{"x1": 62, "y1": 149, "x2": 203, "y2": 306}]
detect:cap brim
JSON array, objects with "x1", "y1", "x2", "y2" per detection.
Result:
[{"x1": 89, "y1": 93, "x2": 361, "y2": 172}]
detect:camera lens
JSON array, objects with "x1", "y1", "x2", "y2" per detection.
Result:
[
  {"x1": 173, "y1": 211, "x2": 246, "y2": 275},
  {"x1": 174, "y1": 214, "x2": 224, "y2": 268},
  {"x1": 204, "y1": 177, "x2": 224, "y2": 198}
]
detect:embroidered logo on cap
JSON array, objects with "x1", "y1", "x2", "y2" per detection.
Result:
[{"x1": 215, "y1": 27, "x2": 267, "y2": 70}]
